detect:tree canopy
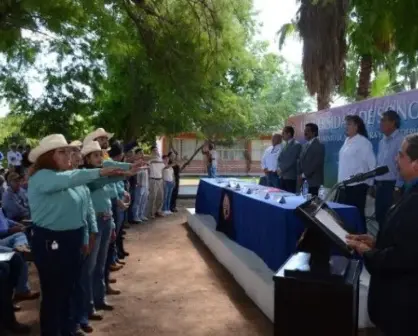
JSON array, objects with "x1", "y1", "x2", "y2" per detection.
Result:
[{"x1": 0, "y1": 0, "x2": 312, "y2": 145}]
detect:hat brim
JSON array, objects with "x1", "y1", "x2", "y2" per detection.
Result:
[
  {"x1": 29, "y1": 144, "x2": 77, "y2": 163},
  {"x1": 84, "y1": 131, "x2": 113, "y2": 146},
  {"x1": 81, "y1": 149, "x2": 102, "y2": 157}
]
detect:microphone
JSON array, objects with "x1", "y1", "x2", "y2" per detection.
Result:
[{"x1": 342, "y1": 166, "x2": 389, "y2": 186}]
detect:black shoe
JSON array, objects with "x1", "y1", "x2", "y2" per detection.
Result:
[
  {"x1": 123, "y1": 251, "x2": 130, "y2": 257},
  {"x1": 96, "y1": 303, "x2": 114, "y2": 311},
  {"x1": 171, "y1": 208, "x2": 178, "y2": 213},
  {"x1": 88, "y1": 311, "x2": 103, "y2": 321}
]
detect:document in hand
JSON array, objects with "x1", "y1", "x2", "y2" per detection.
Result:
[{"x1": 0, "y1": 251, "x2": 15, "y2": 262}]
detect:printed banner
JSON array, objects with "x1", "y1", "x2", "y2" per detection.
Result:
[
  {"x1": 217, "y1": 188, "x2": 236, "y2": 240},
  {"x1": 287, "y1": 90, "x2": 418, "y2": 187}
]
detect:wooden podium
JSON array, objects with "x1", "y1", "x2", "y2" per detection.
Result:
[
  {"x1": 273, "y1": 252, "x2": 361, "y2": 336},
  {"x1": 273, "y1": 196, "x2": 362, "y2": 336}
]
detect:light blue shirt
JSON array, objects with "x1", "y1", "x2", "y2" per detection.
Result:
[
  {"x1": 28, "y1": 169, "x2": 102, "y2": 244},
  {"x1": 87, "y1": 176, "x2": 125, "y2": 229},
  {"x1": 83, "y1": 186, "x2": 98, "y2": 235},
  {"x1": 376, "y1": 129, "x2": 404, "y2": 187},
  {"x1": 103, "y1": 158, "x2": 130, "y2": 201},
  {"x1": 2, "y1": 187, "x2": 30, "y2": 220},
  {"x1": 0, "y1": 208, "x2": 18, "y2": 234}
]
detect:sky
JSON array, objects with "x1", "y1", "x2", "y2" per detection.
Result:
[{"x1": 0, "y1": 0, "x2": 303, "y2": 118}]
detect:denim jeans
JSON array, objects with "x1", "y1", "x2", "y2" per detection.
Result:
[
  {"x1": 207, "y1": 164, "x2": 217, "y2": 178},
  {"x1": 0, "y1": 232, "x2": 28, "y2": 249},
  {"x1": 163, "y1": 181, "x2": 174, "y2": 212},
  {"x1": 32, "y1": 226, "x2": 84, "y2": 336},
  {"x1": 0, "y1": 245, "x2": 30, "y2": 294},
  {"x1": 132, "y1": 186, "x2": 149, "y2": 220},
  {"x1": 74, "y1": 233, "x2": 101, "y2": 327},
  {"x1": 93, "y1": 216, "x2": 113, "y2": 307}
]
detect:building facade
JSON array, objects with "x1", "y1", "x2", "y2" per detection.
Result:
[{"x1": 160, "y1": 133, "x2": 272, "y2": 175}]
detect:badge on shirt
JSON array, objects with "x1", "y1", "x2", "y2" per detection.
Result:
[{"x1": 51, "y1": 241, "x2": 59, "y2": 250}]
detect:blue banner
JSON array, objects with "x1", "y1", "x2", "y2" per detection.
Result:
[{"x1": 287, "y1": 90, "x2": 418, "y2": 187}]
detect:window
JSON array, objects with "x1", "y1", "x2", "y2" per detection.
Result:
[
  {"x1": 217, "y1": 141, "x2": 246, "y2": 161},
  {"x1": 174, "y1": 139, "x2": 204, "y2": 161},
  {"x1": 251, "y1": 140, "x2": 271, "y2": 161}
]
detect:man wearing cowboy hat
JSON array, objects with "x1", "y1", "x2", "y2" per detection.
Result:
[{"x1": 83, "y1": 128, "x2": 114, "y2": 161}]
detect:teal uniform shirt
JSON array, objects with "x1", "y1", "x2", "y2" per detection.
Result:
[
  {"x1": 103, "y1": 158, "x2": 130, "y2": 201},
  {"x1": 87, "y1": 176, "x2": 125, "y2": 229},
  {"x1": 84, "y1": 186, "x2": 98, "y2": 235},
  {"x1": 28, "y1": 169, "x2": 101, "y2": 244}
]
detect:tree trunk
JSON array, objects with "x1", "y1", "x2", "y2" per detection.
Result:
[
  {"x1": 243, "y1": 139, "x2": 251, "y2": 174},
  {"x1": 316, "y1": 93, "x2": 331, "y2": 111},
  {"x1": 357, "y1": 54, "x2": 373, "y2": 100},
  {"x1": 180, "y1": 144, "x2": 205, "y2": 172},
  {"x1": 410, "y1": 70, "x2": 417, "y2": 90}
]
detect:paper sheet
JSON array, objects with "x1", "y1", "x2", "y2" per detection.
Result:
[
  {"x1": 314, "y1": 208, "x2": 349, "y2": 244},
  {"x1": 0, "y1": 252, "x2": 15, "y2": 262}
]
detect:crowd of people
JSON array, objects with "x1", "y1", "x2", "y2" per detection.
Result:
[
  {"x1": 2, "y1": 110, "x2": 418, "y2": 335},
  {"x1": 0, "y1": 128, "x2": 181, "y2": 335},
  {"x1": 261, "y1": 110, "x2": 405, "y2": 229},
  {"x1": 262, "y1": 110, "x2": 418, "y2": 335}
]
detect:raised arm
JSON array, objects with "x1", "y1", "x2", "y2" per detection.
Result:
[
  {"x1": 30, "y1": 169, "x2": 101, "y2": 194},
  {"x1": 103, "y1": 159, "x2": 131, "y2": 170}
]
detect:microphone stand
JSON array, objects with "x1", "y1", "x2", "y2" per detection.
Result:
[{"x1": 313, "y1": 172, "x2": 365, "y2": 215}]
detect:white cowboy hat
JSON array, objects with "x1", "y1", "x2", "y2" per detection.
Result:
[
  {"x1": 69, "y1": 140, "x2": 83, "y2": 147},
  {"x1": 83, "y1": 128, "x2": 114, "y2": 146},
  {"x1": 29, "y1": 134, "x2": 76, "y2": 163},
  {"x1": 81, "y1": 141, "x2": 102, "y2": 157}
]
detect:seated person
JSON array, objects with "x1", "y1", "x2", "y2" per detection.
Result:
[
  {"x1": 0, "y1": 253, "x2": 31, "y2": 334},
  {"x1": 2, "y1": 172, "x2": 30, "y2": 221},
  {"x1": 0, "y1": 245, "x2": 38, "y2": 301},
  {"x1": 0, "y1": 209, "x2": 30, "y2": 253}
]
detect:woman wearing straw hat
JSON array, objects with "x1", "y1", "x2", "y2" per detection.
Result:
[
  {"x1": 80, "y1": 141, "x2": 140, "y2": 317},
  {"x1": 27, "y1": 134, "x2": 127, "y2": 336}
]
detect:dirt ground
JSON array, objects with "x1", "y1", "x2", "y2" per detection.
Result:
[{"x1": 15, "y1": 200, "x2": 273, "y2": 336}]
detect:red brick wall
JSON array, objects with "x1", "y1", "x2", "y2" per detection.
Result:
[{"x1": 181, "y1": 159, "x2": 263, "y2": 175}]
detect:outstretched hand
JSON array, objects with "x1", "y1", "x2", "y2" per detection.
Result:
[{"x1": 100, "y1": 167, "x2": 126, "y2": 177}]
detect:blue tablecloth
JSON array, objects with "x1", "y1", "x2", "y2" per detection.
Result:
[{"x1": 195, "y1": 179, "x2": 365, "y2": 271}]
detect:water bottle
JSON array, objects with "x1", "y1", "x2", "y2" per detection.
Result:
[
  {"x1": 302, "y1": 179, "x2": 309, "y2": 197},
  {"x1": 318, "y1": 185, "x2": 325, "y2": 200}
]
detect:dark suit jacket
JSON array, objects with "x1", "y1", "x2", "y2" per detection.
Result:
[
  {"x1": 364, "y1": 183, "x2": 418, "y2": 335},
  {"x1": 278, "y1": 139, "x2": 302, "y2": 180},
  {"x1": 298, "y1": 138, "x2": 325, "y2": 187}
]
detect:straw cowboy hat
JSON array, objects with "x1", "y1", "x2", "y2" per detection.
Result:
[
  {"x1": 81, "y1": 141, "x2": 102, "y2": 157},
  {"x1": 29, "y1": 134, "x2": 77, "y2": 163},
  {"x1": 83, "y1": 128, "x2": 114, "y2": 146},
  {"x1": 69, "y1": 140, "x2": 83, "y2": 147}
]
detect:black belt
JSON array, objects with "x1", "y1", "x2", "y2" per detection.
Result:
[{"x1": 151, "y1": 178, "x2": 162, "y2": 180}]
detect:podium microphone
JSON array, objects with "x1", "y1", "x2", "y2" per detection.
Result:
[
  {"x1": 342, "y1": 166, "x2": 389, "y2": 186},
  {"x1": 318, "y1": 166, "x2": 389, "y2": 207}
]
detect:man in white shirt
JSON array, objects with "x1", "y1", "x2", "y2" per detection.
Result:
[
  {"x1": 147, "y1": 146, "x2": 165, "y2": 218},
  {"x1": 261, "y1": 133, "x2": 283, "y2": 188}
]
